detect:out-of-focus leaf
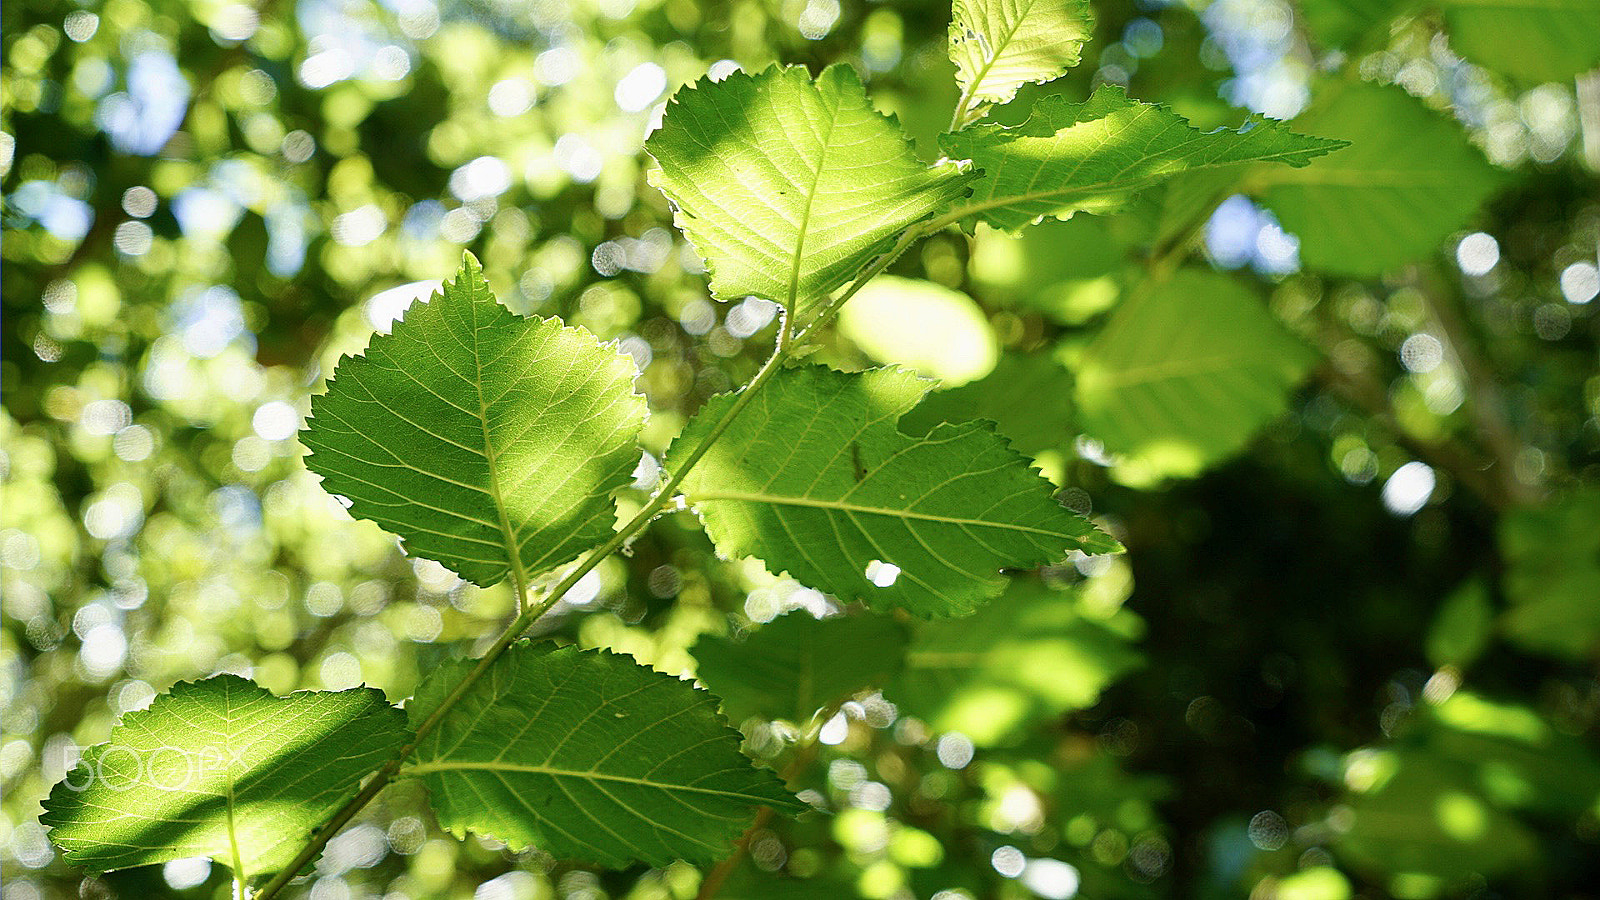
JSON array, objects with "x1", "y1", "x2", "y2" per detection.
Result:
[
  {"x1": 1498, "y1": 489, "x2": 1600, "y2": 660},
  {"x1": 692, "y1": 612, "x2": 908, "y2": 723},
  {"x1": 948, "y1": 0, "x2": 1095, "y2": 115},
  {"x1": 672, "y1": 365, "x2": 1117, "y2": 618},
  {"x1": 1254, "y1": 82, "x2": 1503, "y2": 276},
  {"x1": 941, "y1": 86, "x2": 1344, "y2": 232},
  {"x1": 302, "y1": 254, "x2": 647, "y2": 588},
  {"x1": 1296, "y1": 0, "x2": 1408, "y2": 50},
  {"x1": 1443, "y1": 1, "x2": 1600, "y2": 82},
  {"x1": 1425, "y1": 580, "x2": 1493, "y2": 670},
  {"x1": 836, "y1": 276, "x2": 998, "y2": 386},
  {"x1": 405, "y1": 642, "x2": 800, "y2": 868},
  {"x1": 1333, "y1": 748, "x2": 1540, "y2": 883},
  {"x1": 1073, "y1": 269, "x2": 1316, "y2": 486},
  {"x1": 891, "y1": 581, "x2": 1143, "y2": 745},
  {"x1": 898, "y1": 352, "x2": 1076, "y2": 460},
  {"x1": 1298, "y1": 0, "x2": 1600, "y2": 82},
  {"x1": 646, "y1": 65, "x2": 972, "y2": 320},
  {"x1": 41, "y1": 676, "x2": 407, "y2": 881}
]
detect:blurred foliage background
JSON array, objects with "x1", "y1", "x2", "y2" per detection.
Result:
[{"x1": 3, "y1": 0, "x2": 1599, "y2": 898}]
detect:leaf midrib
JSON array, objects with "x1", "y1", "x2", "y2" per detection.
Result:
[
  {"x1": 785, "y1": 84, "x2": 842, "y2": 310},
  {"x1": 404, "y1": 760, "x2": 784, "y2": 804},
  {"x1": 465, "y1": 279, "x2": 531, "y2": 591},
  {"x1": 941, "y1": 145, "x2": 1326, "y2": 226},
  {"x1": 687, "y1": 489, "x2": 1073, "y2": 538}
]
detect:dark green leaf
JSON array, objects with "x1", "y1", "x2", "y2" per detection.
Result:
[
  {"x1": 406, "y1": 642, "x2": 800, "y2": 868},
  {"x1": 692, "y1": 612, "x2": 909, "y2": 723}
]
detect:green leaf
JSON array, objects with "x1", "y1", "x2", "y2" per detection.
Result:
[
  {"x1": 41, "y1": 676, "x2": 407, "y2": 881},
  {"x1": 897, "y1": 351, "x2": 1076, "y2": 461},
  {"x1": 948, "y1": 0, "x2": 1096, "y2": 115},
  {"x1": 671, "y1": 364, "x2": 1117, "y2": 618},
  {"x1": 1298, "y1": 0, "x2": 1600, "y2": 82},
  {"x1": 645, "y1": 65, "x2": 972, "y2": 319},
  {"x1": 1498, "y1": 489, "x2": 1600, "y2": 660},
  {"x1": 1074, "y1": 269, "x2": 1316, "y2": 486},
  {"x1": 302, "y1": 254, "x2": 648, "y2": 588},
  {"x1": 1425, "y1": 579, "x2": 1493, "y2": 670},
  {"x1": 836, "y1": 276, "x2": 998, "y2": 386},
  {"x1": 1255, "y1": 82, "x2": 1504, "y2": 277},
  {"x1": 692, "y1": 612, "x2": 909, "y2": 723},
  {"x1": 1297, "y1": 0, "x2": 1409, "y2": 50},
  {"x1": 891, "y1": 580, "x2": 1142, "y2": 746},
  {"x1": 941, "y1": 85, "x2": 1345, "y2": 232},
  {"x1": 405, "y1": 642, "x2": 800, "y2": 868},
  {"x1": 1443, "y1": 0, "x2": 1600, "y2": 85}
]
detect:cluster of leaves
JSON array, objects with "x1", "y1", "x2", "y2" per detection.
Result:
[
  {"x1": 6, "y1": 0, "x2": 1600, "y2": 897},
  {"x1": 23, "y1": 0, "x2": 1348, "y2": 888}
]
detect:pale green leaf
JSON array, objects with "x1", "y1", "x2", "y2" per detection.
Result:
[
  {"x1": 41, "y1": 676, "x2": 407, "y2": 881},
  {"x1": 891, "y1": 581, "x2": 1142, "y2": 746},
  {"x1": 949, "y1": 0, "x2": 1095, "y2": 113},
  {"x1": 302, "y1": 255, "x2": 647, "y2": 588},
  {"x1": 405, "y1": 642, "x2": 800, "y2": 868},
  {"x1": 836, "y1": 276, "x2": 998, "y2": 386},
  {"x1": 692, "y1": 612, "x2": 908, "y2": 723},
  {"x1": 671, "y1": 364, "x2": 1117, "y2": 618},
  {"x1": 1255, "y1": 82, "x2": 1504, "y2": 276},
  {"x1": 941, "y1": 85, "x2": 1345, "y2": 232},
  {"x1": 645, "y1": 65, "x2": 972, "y2": 319},
  {"x1": 1074, "y1": 269, "x2": 1316, "y2": 486}
]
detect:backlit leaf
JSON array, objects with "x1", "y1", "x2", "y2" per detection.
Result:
[
  {"x1": 941, "y1": 86, "x2": 1344, "y2": 232},
  {"x1": 406, "y1": 642, "x2": 800, "y2": 868},
  {"x1": 302, "y1": 254, "x2": 648, "y2": 588},
  {"x1": 1254, "y1": 82, "x2": 1503, "y2": 276},
  {"x1": 671, "y1": 364, "x2": 1117, "y2": 618},
  {"x1": 892, "y1": 580, "x2": 1142, "y2": 746},
  {"x1": 948, "y1": 0, "x2": 1096, "y2": 115},
  {"x1": 41, "y1": 677, "x2": 406, "y2": 881},
  {"x1": 1074, "y1": 269, "x2": 1316, "y2": 485},
  {"x1": 646, "y1": 65, "x2": 972, "y2": 319}
]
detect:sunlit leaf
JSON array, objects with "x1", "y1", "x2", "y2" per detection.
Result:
[
  {"x1": 41, "y1": 677, "x2": 407, "y2": 881},
  {"x1": 941, "y1": 85, "x2": 1344, "y2": 232},
  {"x1": 646, "y1": 65, "x2": 972, "y2": 319},
  {"x1": 692, "y1": 612, "x2": 908, "y2": 723},
  {"x1": 891, "y1": 580, "x2": 1142, "y2": 745},
  {"x1": 302, "y1": 254, "x2": 648, "y2": 587},
  {"x1": 1254, "y1": 82, "x2": 1503, "y2": 277},
  {"x1": 405, "y1": 642, "x2": 800, "y2": 868},
  {"x1": 836, "y1": 276, "x2": 998, "y2": 386},
  {"x1": 1073, "y1": 269, "x2": 1316, "y2": 486},
  {"x1": 948, "y1": 0, "x2": 1095, "y2": 115},
  {"x1": 672, "y1": 365, "x2": 1117, "y2": 618}
]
